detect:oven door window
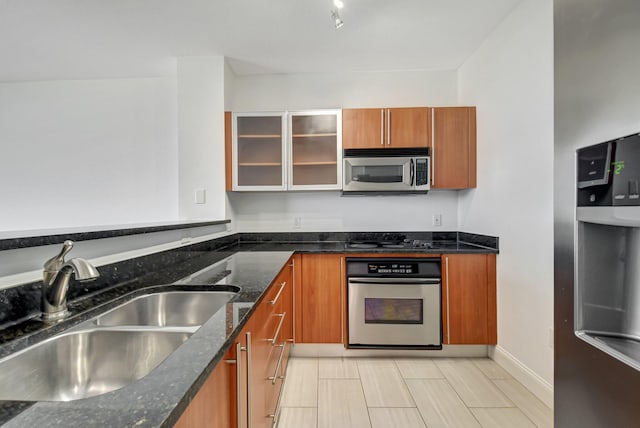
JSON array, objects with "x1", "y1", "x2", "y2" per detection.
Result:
[
  {"x1": 352, "y1": 164, "x2": 404, "y2": 183},
  {"x1": 364, "y1": 297, "x2": 423, "y2": 324}
]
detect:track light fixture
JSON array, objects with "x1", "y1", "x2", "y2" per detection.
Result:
[
  {"x1": 331, "y1": 0, "x2": 344, "y2": 29},
  {"x1": 331, "y1": 10, "x2": 344, "y2": 29}
]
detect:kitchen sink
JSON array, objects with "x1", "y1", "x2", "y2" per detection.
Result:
[
  {"x1": 94, "y1": 290, "x2": 236, "y2": 327},
  {"x1": 0, "y1": 329, "x2": 191, "y2": 401}
]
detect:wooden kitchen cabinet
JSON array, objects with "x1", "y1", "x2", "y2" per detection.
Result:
[
  {"x1": 174, "y1": 337, "x2": 237, "y2": 428},
  {"x1": 431, "y1": 107, "x2": 477, "y2": 189},
  {"x1": 342, "y1": 107, "x2": 430, "y2": 149},
  {"x1": 174, "y1": 258, "x2": 294, "y2": 428},
  {"x1": 342, "y1": 108, "x2": 384, "y2": 149},
  {"x1": 442, "y1": 253, "x2": 496, "y2": 345},
  {"x1": 295, "y1": 254, "x2": 344, "y2": 344}
]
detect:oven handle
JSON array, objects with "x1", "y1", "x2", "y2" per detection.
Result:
[{"x1": 348, "y1": 277, "x2": 441, "y2": 285}]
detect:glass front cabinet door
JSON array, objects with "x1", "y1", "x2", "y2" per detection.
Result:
[
  {"x1": 232, "y1": 112, "x2": 287, "y2": 191},
  {"x1": 288, "y1": 110, "x2": 342, "y2": 190}
]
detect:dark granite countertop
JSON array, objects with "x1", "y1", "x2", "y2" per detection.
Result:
[
  {"x1": 0, "y1": 231, "x2": 498, "y2": 426},
  {"x1": 232, "y1": 241, "x2": 496, "y2": 254},
  {"x1": 0, "y1": 219, "x2": 231, "y2": 251},
  {"x1": 0, "y1": 250, "x2": 294, "y2": 427}
]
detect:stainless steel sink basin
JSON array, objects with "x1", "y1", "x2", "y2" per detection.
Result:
[
  {"x1": 0, "y1": 329, "x2": 191, "y2": 401},
  {"x1": 95, "y1": 290, "x2": 236, "y2": 327}
]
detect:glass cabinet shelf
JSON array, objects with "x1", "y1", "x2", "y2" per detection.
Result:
[
  {"x1": 238, "y1": 134, "x2": 281, "y2": 138},
  {"x1": 292, "y1": 133, "x2": 338, "y2": 138}
]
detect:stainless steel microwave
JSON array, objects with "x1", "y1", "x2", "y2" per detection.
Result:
[{"x1": 342, "y1": 148, "x2": 430, "y2": 194}]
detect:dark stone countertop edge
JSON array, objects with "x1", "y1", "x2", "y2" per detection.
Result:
[{"x1": 0, "y1": 220, "x2": 231, "y2": 251}]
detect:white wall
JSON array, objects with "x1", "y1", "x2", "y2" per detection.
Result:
[
  {"x1": 229, "y1": 191, "x2": 458, "y2": 232},
  {"x1": 177, "y1": 56, "x2": 227, "y2": 221},
  {"x1": 458, "y1": 0, "x2": 554, "y2": 403},
  {"x1": 0, "y1": 223, "x2": 231, "y2": 289},
  {"x1": 232, "y1": 70, "x2": 458, "y2": 111},
  {"x1": 228, "y1": 69, "x2": 459, "y2": 232},
  {"x1": 0, "y1": 78, "x2": 179, "y2": 231}
]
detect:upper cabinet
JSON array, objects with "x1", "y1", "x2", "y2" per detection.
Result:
[
  {"x1": 227, "y1": 106, "x2": 477, "y2": 191},
  {"x1": 289, "y1": 110, "x2": 342, "y2": 190},
  {"x1": 431, "y1": 107, "x2": 477, "y2": 189},
  {"x1": 232, "y1": 112, "x2": 287, "y2": 191},
  {"x1": 342, "y1": 107, "x2": 430, "y2": 149},
  {"x1": 229, "y1": 110, "x2": 342, "y2": 191}
]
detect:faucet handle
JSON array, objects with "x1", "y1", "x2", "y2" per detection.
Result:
[{"x1": 43, "y1": 240, "x2": 74, "y2": 273}]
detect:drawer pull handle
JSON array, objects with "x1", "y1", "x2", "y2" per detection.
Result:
[
  {"x1": 269, "y1": 281, "x2": 287, "y2": 306},
  {"x1": 268, "y1": 343, "x2": 286, "y2": 385},
  {"x1": 271, "y1": 313, "x2": 286, "y2": 345},
  {"x1": 227, "y1": 342, "x2": 243, "y2": 427},
  {"x1": 245, "y1": 332, "x2": 252, "y2": 428}
]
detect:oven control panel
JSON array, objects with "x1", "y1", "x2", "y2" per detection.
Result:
[
  {"x1": 368, "y1": 262, "x2": 418, "y2": 274},
  {"x1": 347, "y1": 258, "x2": 441, "y2": 278}
]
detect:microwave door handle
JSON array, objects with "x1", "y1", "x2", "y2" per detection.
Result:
[{"x1": 410, "y1": 158, "x2": 415, "y2": 186}]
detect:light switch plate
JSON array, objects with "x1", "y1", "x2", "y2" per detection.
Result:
[{"x1": 194, "y1": 189, "x2": 206, "y2": 204}]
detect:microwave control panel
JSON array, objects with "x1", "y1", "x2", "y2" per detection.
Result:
[{"x1": 415, "y1": 158, "x2": 428, "y2": 186}]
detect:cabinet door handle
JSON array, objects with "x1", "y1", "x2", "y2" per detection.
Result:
[
  {"x1": 227, "y1": 342, "x2": 243, "y2": 428},
  {"x1": 387, "y1": 109, "x2": 391, "y2": 146},
  {"x1": 380, "y1": 109, "x2": 384, "y2": 145},
  {"x1": 245, "y1": 332, "x2": 252, "y2": 428},
  {"x1": 445, "y1": 256, "x2": 450, "y2": 344},
  {"x1": 268, "y1": 343, "x2": 286, "y2": 384},
  {"x1": 431, "y1": 108, "x2": 436, "y2": 186},
  {"x1": 271, "y1": 313, "x2": 286, "y2": 345},
  {"x1": 269, "y1": 281, "x2": 287, "y2": 306}
]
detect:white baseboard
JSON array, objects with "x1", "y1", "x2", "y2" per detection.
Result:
[
  {"x1": 490, "y1": 345, "x2": 554, "y2": 409},
  {"x1": 290, "y1": 343, "x2": 489, "y2": 358}
]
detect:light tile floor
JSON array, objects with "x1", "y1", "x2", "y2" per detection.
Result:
[{"x1": 277, "y1": 357, "x2": 553, "y2": 428}]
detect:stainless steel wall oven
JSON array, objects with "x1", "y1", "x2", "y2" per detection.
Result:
[{"x1": 347, "y1": 258, "x2": 442, "y2": 349}]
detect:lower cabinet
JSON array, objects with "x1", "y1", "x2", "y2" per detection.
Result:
[
  {"x1": 294, "y1": 253, "x2": 344, "y2": 344},
  {"x1": 174, "y1": 346, "x2": 235, "y2": 428},
  {"x1": 175, "y1": 258, "x2": 294, "y2": 428},
  {"x1": 251, "y1": 261, "x2": 293, "y2": 428},
  {"x1": 442, "y1": 254, "x2": 497, "y2": 344}
]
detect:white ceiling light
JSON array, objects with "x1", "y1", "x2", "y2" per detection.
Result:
[{"x1": 333, "y1": 0, "x2": 344, "y2": 9}]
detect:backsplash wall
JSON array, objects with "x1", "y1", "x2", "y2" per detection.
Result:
[{"x1": 227, "y1": 191, "x2": 458, "y2": 232}]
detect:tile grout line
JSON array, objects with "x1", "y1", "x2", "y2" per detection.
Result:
[
  {"x1": 394, "y1": 359, "x2": 428, "y2": 428},
  {"x1": 435, "y1": 358, "x2": 490, "y2": 427},
  {"x1": 489, "y1": 378, "x2": 541, "y2": 428},
  {"x1": 354, "y1": 359, "x2": 375, "y2": 428},
  {"x1": 315, "y1": 358, "x2": 320, "y2": 428}
]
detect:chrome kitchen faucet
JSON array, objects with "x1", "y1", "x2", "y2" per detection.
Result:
[{"x1": 41, "y1": 240, "x2": 99, "y2": 323}]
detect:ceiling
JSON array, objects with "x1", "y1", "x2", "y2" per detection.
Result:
[{"x1": 0, "y1": 0, "x2": 522, "y2": 82}]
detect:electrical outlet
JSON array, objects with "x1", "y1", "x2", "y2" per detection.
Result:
[
  {"x1": 432, "y1": 214, "x2": 442, "y2": 227},
  {"x1": 293, "y1": 217, "x2": 302, "y2": 229}
]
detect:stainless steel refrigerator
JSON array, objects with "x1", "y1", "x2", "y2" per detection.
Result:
[{"x1": 555, "y1": 0, "x2": 640, "y2": 426}]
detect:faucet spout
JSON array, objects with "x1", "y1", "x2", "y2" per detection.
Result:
[{"x1": 41, "y1": 242, "x2": 99, "y2": 323}]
